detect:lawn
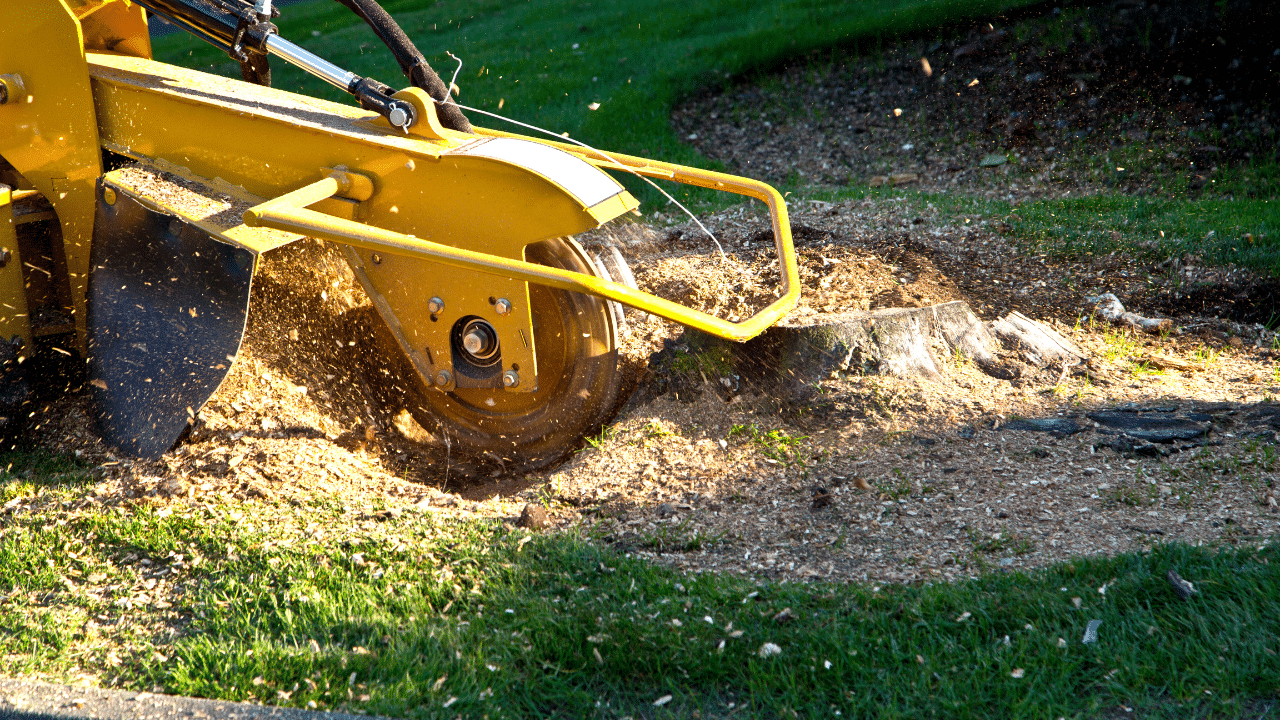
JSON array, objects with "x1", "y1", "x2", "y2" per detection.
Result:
[{"x1": 3, "y1": 450, "x2": 1278, "y2": 718}]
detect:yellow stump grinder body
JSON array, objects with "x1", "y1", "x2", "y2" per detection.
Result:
[{"x1": 0, "y1": 0, "x2": 799, "y2": 469}]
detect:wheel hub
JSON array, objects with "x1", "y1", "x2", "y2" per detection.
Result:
[{"x1": 455, "y1": 317, "x2": 500, "y2": 366}]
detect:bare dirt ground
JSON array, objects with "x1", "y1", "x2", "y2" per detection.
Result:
[{"x1": 13, "y1": 1, "x2": 1280, "y2": 587}]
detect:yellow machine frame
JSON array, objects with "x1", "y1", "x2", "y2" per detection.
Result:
[{"x1": 0, "y1": 0, "x2": 800, "y2": 459}]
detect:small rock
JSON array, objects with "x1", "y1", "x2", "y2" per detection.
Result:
[
  {"x1": 811, "y1": 487, "x2": 833, "y2": 510},
  {"x1": 517, "y1": 503, "x2": 551, "y2": 530},
  {"x1": 889, "y1": 172, "x2": 919, "y2": 186},
  {"x1": 868, "y1": 175, "x2": 889, "y2": 188},
  {"x1": 1167, "y1": 569, "x2": 1197, "y2": 600},
  {"x1": 656, "y1": 502, "x2": 677, "y2": 519},
  {"x1": 771, "y1": 607, "x2": 794, "y2": 623},
  {"x1": 980, "y1": 153, "x2": 1008, "y2": 167},
  {"x1": 1023, "y1": 71, "x2": 1045, "y2": 83},
  {"x1": 1082, "y1": 619, "x2": 1102, "y2": 644}
]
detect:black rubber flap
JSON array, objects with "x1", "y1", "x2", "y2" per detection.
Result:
[{"x1": 88, "y1": 180, "x2": 254, "y2": 459}]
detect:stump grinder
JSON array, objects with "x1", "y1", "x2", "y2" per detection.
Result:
[{"x1": 0, "y1": 0, "x2": 799, "y2": 470}]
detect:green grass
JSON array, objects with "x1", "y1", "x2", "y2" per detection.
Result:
[
  {"x1": 805, "y1": 184, "x2": 1280, "y2": 277},
  {"x1": 1009, "y1": 195, "x2": 1279, "y2": 276},
  {"x1": 728, "y1": 422, "x2": 818, "y2": 474},
  {"x1": 2, "y1": 449, "x2": 1279, "y2": 718},
  {"x1": 149, "y1": 0, "x2": 1045, "y2": 206}
]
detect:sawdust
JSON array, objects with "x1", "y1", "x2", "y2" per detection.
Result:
[{"x1": 16, "y1": 192, "x2": 1279, "y2": 587}]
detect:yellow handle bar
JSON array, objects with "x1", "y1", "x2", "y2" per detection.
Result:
[{"x1": 243, "y1": 155, "x2": 799, "y2": 343}]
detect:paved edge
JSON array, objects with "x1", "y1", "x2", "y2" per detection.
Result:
[{"x1": 0, "y1": 678, "x2": 393, "y2": 720}]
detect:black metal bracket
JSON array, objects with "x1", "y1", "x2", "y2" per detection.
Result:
[{"x1": 88, "y1": 180, "x2": 254, "y2": 459}]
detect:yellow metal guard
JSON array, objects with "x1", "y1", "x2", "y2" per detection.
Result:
[{"x1": 244, "y1": 160, "x2": 799, "y2": 343}]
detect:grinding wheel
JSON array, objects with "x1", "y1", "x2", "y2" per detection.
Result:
[{"x1": 403, "y1": 237, "x2": 622, "y2": 473}]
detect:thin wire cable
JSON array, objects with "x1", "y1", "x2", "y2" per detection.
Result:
[
  {"x1": 444, "y1": 50, "x2": 463, "y2": 99},
  {"x1": 435, "y1": 54, "x2": 727, "y2": 260}
]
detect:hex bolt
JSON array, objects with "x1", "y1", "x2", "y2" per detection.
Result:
[
  {"x1": 462, "y1": 330, "x2": 485, "y2": 356},
  {"x1": 371, "y1": 253, "x2": 382, "y2": 265},
  {"x1": 427, "y1": 297, "x2": 444, "y2": 314},
  {"x1": 0, "y1": 248, "x2": 10, "y2": 267},
  {"x1": 502, "y1": 370, "x2": 519, "y2": 388},
  {"x1": 494, "y1": 298, "x2": 512, "y2": 315},
  {"x1": 434, "y1": 369, "x2": 452, "y2": 386}
]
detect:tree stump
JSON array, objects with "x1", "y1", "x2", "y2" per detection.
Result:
[
  {"x1": 737, "y1": 301, "x2": 999, "y2": 385},
  {"x1": 648, "y1": 301, "x2": 1088, "y2": 400}
]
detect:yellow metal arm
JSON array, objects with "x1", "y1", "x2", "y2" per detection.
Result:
[{"x1": 244, "y1": 163, "x2": 800, "y2": 343}]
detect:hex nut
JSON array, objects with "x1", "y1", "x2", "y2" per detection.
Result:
[
  {"x1": 427, "y1": 297, "x2": 444, "y2": 314},
  {"x1": 494, "y1": 298, "x2": 512, "y2": 316},
  {"x1": 502, "y1": 370, "x2": 519, "y2": 388},
  {"x1": 434, "y1": 369, "x2": 452, "y2": 386}
]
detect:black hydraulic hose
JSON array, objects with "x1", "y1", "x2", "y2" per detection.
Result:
[{"x1": 329, "y1": 0, "x2": 472, "y2": 133}]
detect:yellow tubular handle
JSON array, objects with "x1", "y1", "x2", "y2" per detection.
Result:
[{"x1": 243, "y1": 164, "x2": 799, "y2": 343}]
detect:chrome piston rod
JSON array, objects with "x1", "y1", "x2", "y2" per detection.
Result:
[{"x1": 262, "y1": 34, "x2": 357, "y2": 92}]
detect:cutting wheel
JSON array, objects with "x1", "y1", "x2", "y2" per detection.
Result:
[{"x1": 408, "y1": 237, "x2": 622, "y2": 472}]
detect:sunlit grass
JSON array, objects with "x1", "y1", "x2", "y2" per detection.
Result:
[{"x1": 3, "y1": 445, "x2": 1278, "y2": 718}]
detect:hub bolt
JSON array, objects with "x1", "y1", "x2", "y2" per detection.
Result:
[
  {"x1": 427, "y1": 297, "x2": 444, "y2": 314},
  {"x1": 494, "y1": 298, "x2": 512, "y2": 315},
  {"x1": 462, "y1": 327, "x2": 496, "y2": 357},
  {"x1": 434, "y1": 369, "x2": 452, "y2": 386},
  {"x1": 502, "y1": 370, "x2": 519, "y2": 388}
]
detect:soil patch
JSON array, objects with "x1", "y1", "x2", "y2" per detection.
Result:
[{"x1": 672, "y1": 0, "x2": 1278, "y2": 199}]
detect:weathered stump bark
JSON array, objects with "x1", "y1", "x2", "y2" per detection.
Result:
[
  {"x1": 738, "y1": 301, "x2": 999, "y2": 384},
  {"x1": 649, "y1": 301, "x2": 1089, "y2": 401},
  {"x1": 989, "y1": 311, "x2": 1086, "y2": 368}
]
